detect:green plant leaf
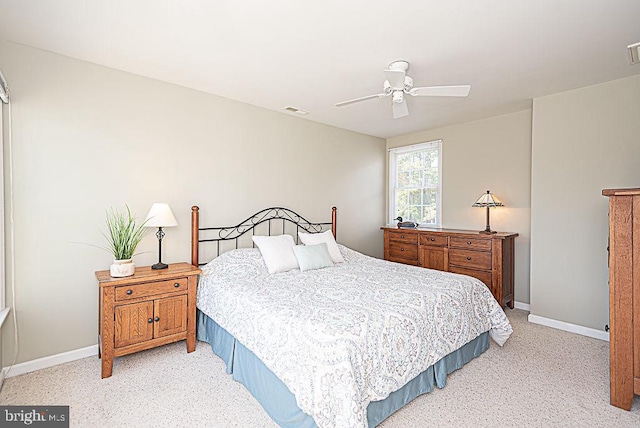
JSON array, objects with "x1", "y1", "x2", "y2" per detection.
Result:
[{"x1": 103, "y1": 205, "x2": 148, "y2": 260}]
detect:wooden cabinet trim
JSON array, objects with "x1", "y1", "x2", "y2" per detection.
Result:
[{"x1": 604, "y1": 188, "x2": 640, "y2": 410}]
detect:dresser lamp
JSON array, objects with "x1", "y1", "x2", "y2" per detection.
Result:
[
  {"x1": 145, "y1": 203, "x2": 178, "y2": 269},
  {"x1": 472, "y1": 190, "x2": 503, "y2": 234}
]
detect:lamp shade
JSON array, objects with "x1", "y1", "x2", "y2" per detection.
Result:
[
  {"x1": 145, "y1": 203, "x2": 178, "y2": 228},
  {"x1": 472, "y1": 190, "x2": 504, "y2": 207}
]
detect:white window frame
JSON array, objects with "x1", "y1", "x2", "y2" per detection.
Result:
[{"x1": 388, "y1": 140, "x2": 442, "y2": 227}]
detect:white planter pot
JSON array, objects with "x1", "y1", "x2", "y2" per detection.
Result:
[{"x1": 110, "y1": 259, "x2": 135, "y2": 277}]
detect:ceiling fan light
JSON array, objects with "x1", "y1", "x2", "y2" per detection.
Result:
[
  {"x1": 392, "y1": 91, "x2": 404, "y2": 104},
  {"x1": 403, "y1": 76, "x2": 413, "y2": 92},
  {"x1": 628, "y1": 42, "x2": 640, "y2": 65}
]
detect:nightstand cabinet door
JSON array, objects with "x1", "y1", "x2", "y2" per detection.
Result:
[
  {"x1": 155, "y1": 295, "x2": 188, "y2": 338},
  {"x1": 115, "y1": 301, "x2": 154, "y2": 348}
]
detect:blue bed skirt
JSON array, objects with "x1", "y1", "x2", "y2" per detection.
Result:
[{"x1": 196, "y1": 309, "x2": 489, "y2": 427}]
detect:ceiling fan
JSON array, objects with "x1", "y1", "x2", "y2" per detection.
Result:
[{"x1": 335, "y1": 60, "x2": 471, "y2": 119}]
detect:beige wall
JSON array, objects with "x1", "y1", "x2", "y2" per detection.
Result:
[
  {"x1": 0, "y1": 40, "x2": 386, "y2": 364},
  {"x1": 387, "y1": 110, "x2": 533, "y2": 304},
  {"x1": 530, "y1": 74, "x2": 640, "y2": 331}
]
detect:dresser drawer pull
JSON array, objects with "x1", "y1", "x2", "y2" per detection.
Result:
[
  {"x1": 466, "y1": 257, "x2": 472, "y2": 261},
  {"x1": 154, "y1": 317, "x2": 160, "y2": 322},
  {"x1": 174, "y1": 283, "x2": 180, "y2": 288},
  {"x1": 467, "y1": 241, "x2": 472, "y2": 245},
  {"x1": 400, "y1": 235, "x2": 405, "y2": 239},
  {"x1": 126, "y1": 290, "x2": 133, "y2": 295},
  {"x1": 430, "y1": 238, "x2": 436, "y2": 241},
  {"x1": 400, "y1": 248, "x2": 404, "y2": 251},
  {"x1": 147, "y1": 318, "x2": 153, "y2": 324}
]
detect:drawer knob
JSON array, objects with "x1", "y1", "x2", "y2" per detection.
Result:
[
  {"x1": 466, "y1": 256, "x2": 472, "y2": 261},
  {"x1": 126, "y1": 290, "x2": 133, "y2": 295},
  {"x1": 174, "y1": 283, "x2": 180, "y2": 288},
  {"x1": 400, "y1": 235, "x2": 405, "y2": 239},
  {"x1": 147, "y1": 318, "x2": 153, "y2": 324},
  {"x1": 430, "y1": 238, "x2": 435, "y2": 241},
  {"x1": 467, "y1": 241, "x2": 472, "y2": 245},
  {"x1": 154, "y1": 317, "x2": 160, "y2": 322},
  {"x1": 400, "y1": 248, "x2": 404, "y2": 251}
]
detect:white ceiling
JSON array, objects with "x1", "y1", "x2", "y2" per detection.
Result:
[{"x1": 1, "y1": 0, "x2": 639, "y2": 139}]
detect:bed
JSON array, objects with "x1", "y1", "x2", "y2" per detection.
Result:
[{"x1": 191, "y1": 206, "x2": 512, "y2": 427}]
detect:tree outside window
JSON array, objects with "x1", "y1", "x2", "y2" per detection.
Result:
[{"x1": 389, "y1": 141, "x2": 441, "y2": 226}]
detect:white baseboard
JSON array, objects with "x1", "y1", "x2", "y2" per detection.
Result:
[
  {"x1": 3, "y1": 344, "x2": 98, "y2": 378},
  {"x1": 528, "y1": 314, "x2": 610, "y2": 342},
  {"x1": 513, "y1": 301, "x2": 530, "y2": 311}
]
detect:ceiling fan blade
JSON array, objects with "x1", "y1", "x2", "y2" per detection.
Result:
[
  {"x1": 335, "y1": 93, "x2": 388, "y2": 107},
  {"x1": 392, "y1": 98, "x2": 409, "y2": 119},
  {"x1": 383, "y1": 69, "x2": 405, "y2": 90},
  {"x1": 409, "y1": 85, "x2": 471, "y2": 97}
]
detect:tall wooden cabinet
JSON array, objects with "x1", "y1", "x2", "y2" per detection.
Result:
[
  {"x1": 381, "y1": 227, "x2": 517, "y2": 308},
  {"x1": 603, "y1": 188, "x2": 640, "y2": 410}
]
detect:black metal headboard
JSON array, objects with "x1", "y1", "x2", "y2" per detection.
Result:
[{"x1": 191, "y1": 206, "x2": 337, "y2": 267}]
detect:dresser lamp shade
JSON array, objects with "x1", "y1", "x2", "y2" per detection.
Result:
[
  {"x1": 145, "y1": 203, "x2": 178, "y2": 269},
  {"x1": 472, "y1": 190, "x2": 503, "y2": 234}
]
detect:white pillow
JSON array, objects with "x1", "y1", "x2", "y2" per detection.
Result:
[
  {"x1": 298, "y1": 230, "x2": 345, "y2": 263},
  {"x1": 251, "y1": 234, "x2": 299, "y2": 274},
  {"x1": 293, "y1": 243, "x2": 335, "y2": 272}
]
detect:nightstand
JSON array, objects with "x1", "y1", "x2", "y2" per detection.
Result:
[{"x1": 95, "y1": 262, "x2": 201, "y2": 378}]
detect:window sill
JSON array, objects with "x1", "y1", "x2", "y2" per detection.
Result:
[{"x1": 0, "y1": 307, "x2": 10, "y2": 329}]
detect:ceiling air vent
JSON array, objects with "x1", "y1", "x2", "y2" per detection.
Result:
[
  {"x1": 628, "y1": 42, "x2": 640, "y2": 65},
  {"x1": 283, "y1": 106, "x2": 309, "y2": 115}
]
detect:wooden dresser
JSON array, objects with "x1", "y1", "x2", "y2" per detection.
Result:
[
  {"x1": 381, "y1": 227, "x2": 518, "y2": 308},
  {"x1": 96, "y1": 262, "x2": 201, "y2": 378},
  {"x1": 603, "y1": 187, "x2": 640, "y2": 410}
]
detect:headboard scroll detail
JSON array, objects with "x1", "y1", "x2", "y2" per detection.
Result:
[{"x1": 191, "y1": 206, "x2": 337, "y2": 267}]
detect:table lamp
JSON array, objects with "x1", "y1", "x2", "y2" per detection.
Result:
[
  {"x1": 145, "y1": 203, "x2": 178, "y2": 269},
  {"x1": 472, "y1": 190, "x2": 503, "y2": 234}
]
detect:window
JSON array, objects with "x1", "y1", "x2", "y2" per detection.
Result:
[{"x1": 388, "y1": 140, "x2": 442, "y2": 227}]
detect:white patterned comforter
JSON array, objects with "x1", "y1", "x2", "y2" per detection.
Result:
[{"x1": 197, "y1": 245, "x2": 512, "y2": 428}]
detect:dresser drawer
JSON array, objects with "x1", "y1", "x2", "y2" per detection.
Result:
[
  {"x1": 115, "y1": 278, "x2": 188, "y2": 301},
  {"x1": 449, "y1": 266, "x2": 493, "y2": 289},
  {"x1": 449, "y1": 237, "x2": 492, "y2": 251},
  {"x1": 420, "y1": 234, "x2": 448, "y2": 247},
  {"x1": 389, "y1": 242, "x2": 418, "y2": 261},
  {"x1": 449, "y1": 249, "x2": 492, "y2": 270},
  {"x1": 388, "y1": 231, "x2": 418, "y2": 244}
]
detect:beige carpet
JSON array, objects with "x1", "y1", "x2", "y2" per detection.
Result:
[{"x1": 1, "y1": 309, "x2": 639, "y2": 427}]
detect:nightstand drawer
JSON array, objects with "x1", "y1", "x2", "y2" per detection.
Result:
[
  {"x1": 389, "y1": 242, "x2": 418, "y2": 261},
  {"x1": 115, "y1": 278, "x2": 187, "y2": 301},
  {"x1": 449, "y1": 249, "x2": 492, "y2": 270},
  {"x1": 420, "y1": 234, "x2": 448, "y2": 247},
  {"x1": 388, "y1": 231, "x2": 418, "y2": 244},
  {"x1": 450, "y1": 237, "x2": 492, "y2": 251}
]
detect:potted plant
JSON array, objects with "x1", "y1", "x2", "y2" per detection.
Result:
[{"x1": 104, "y1": 205, "x2": 148, "y2": 277}]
